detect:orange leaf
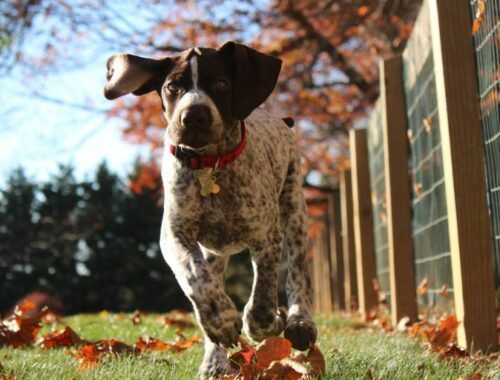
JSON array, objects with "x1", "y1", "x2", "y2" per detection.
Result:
[
  {"x1": 262, "y1": 358, "x2": 307, "y2": 380},
  {"x1": 358, "y1": 6, "x2": 369, "y2": 17},
  {"x1": 41, "y1": 327, "x2": 83, "y2": 348},
  {"x1": 439, "y1": 344, "x2": 468, "y2": 360},
  {"x1": 307, "y1": 344, "x2": 326, "y2": 375},
  {"x1": 427, "y1": 316, "x2": 460, "y2": 351},
  {"x1": 255, "y1": 336, "x2": 292, "y2": 369},
  {"x1": 75, "y1": 339, "x2": 137, "y2": 370},
  {"x1": 164, "y1": 317, "x2": 195, "y2": 329},
  {"x1": 438, "y1": 284, "x2": 449, "y2": 297},
  {"x1": 417, "y1": 277, "x2": 428, "y2": 295},
  {"x1": 134, "y1": 336, "x2": 170, "y2": 352},
  {"x1": 472, "y1": 0, "x2": 486, "y2": 35},
  {"x1": 171, "y1": 334, "x2": 201, "y2": 352}
]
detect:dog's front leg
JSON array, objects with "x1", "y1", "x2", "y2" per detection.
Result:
[
  {"x1": 160, "y1": 231, "x2": 242, "y2": 349},
  {"x1": 243, "y1": 231, "x2": 287, "y2": 343}
]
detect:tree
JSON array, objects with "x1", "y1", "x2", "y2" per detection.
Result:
[{"x1": 2, "y1": 0, "x2": 421, "y2": 188}]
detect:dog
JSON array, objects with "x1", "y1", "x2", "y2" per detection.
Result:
[{"x1": 104, "y1": 41, "x2": 317, "y2": 378}]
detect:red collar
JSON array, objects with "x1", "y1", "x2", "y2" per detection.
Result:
[{"x1": 169, "y1": 121, "x2": 246, "y2": 170}]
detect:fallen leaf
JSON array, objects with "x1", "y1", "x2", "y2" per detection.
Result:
[
  {"x1": 134, "y1": 335, "x2": 169, "y2": 352},
  {"x1": 423, "y1": 117, "x2": 433, "y2": 133},
  {"x1": 358, "y1": 6, "x2": 369, "y2": 17},
  {"x1": 472, "y1": 0, "x2": 486, "y2": 35},
  {"x1": 255, "y1": 336, "x2": 292, "y2": 369},
  {"x1": 426, "y1": 316, "x2": 460, "y2": 351},
  {"x1": 439, "y1": 344, "x2": 468, "y2": 360},
  {"x1": 0, "y1": 372, "x2": 14, "y2": 380},
  {"x1": 131, "y1": 311, "x2": 143, "y2": 325},
  {"x1": 366, "y1": 367, "x2": 374, "y2": 379},
  {"x1": 40, "y1": 326, "x2": 83, "y2": 349},
  {"x1": 75, "y1": 339, "x2": 137, "y2": 370},
  {"x1": 307, "y1": 344, "x2": 325, "y2": 376},
  {"x1": 262, "y1": 358, "x2": 308, "y2": 380},
  {"x1": 164, "y1": 317, "x2": 195, "y2": 329},
  {"x1": 171, "y1": 332, "x2": 201, "y2": 353},
  {"x1": 438, "y1": 284, "x2": 449, "y2": 297},
  {"x1": 459, "y1": 373, "x2": 482, "y2": 380},
  {"x1": 417, "y1": 278, "x2": 428, "y2": 295}
]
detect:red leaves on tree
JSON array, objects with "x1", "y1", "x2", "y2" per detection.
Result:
[{"x1": 40, "y1": 327, "x2": 83, "y2": 349}]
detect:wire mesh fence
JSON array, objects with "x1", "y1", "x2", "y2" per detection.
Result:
[
  {"x1": 470, "y1": 0, "x2": 500, "y2": 293},
  {"x1": 403, "y1": 48, "x2": 453, "y2": 311},
  {"x1": 367, "y1": 100, "x2": 390, "y2": 308}
]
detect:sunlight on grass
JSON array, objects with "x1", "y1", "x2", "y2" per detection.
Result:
[{"x1": 1, "y1": 312, "x2": 499, "y2": 379}]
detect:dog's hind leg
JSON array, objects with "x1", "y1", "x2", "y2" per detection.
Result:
[{"x1": 279, "y1": 159, "x2": 318, "y2": 351}]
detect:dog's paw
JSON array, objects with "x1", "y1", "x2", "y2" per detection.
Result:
[
  {"x1": 198, "y1": 342, "x2": 231, "y2": 380},
  {"x1": 284, "y1": 313, "x2": 317, "y2": 351},
  {"x1": 201, "y1": 308, "x2": 242, "y2": 348},
  {"x1": 243, "y1": 306, "x2": 287, "y2": 343}
]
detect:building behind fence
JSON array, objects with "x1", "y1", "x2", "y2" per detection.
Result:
[{"x1": 308, "y1": 0, "x2": 499, "y2": 352}]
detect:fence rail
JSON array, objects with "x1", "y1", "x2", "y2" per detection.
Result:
[{"x1": 308, "y1": 0, "x2": 499, "y2": 352}]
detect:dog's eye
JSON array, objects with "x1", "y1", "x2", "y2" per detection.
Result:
[
  {"x1": 214, "y1": 79, "x2": 229, "y2": 92},
  {"x1": 166, "y1": 83, "x2": 180, "y2": 94}
]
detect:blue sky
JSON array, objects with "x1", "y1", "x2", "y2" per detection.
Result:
[
  {"x1": 0, "y1": 3, "x2": 160, "y2": 186},
  {"x1": 0, "y1": 56, "x2": 147, "y2": 186}
]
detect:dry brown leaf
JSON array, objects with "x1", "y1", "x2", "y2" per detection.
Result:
[
  {"x1": 427, "y1": 316, "x2": 460, "y2": 351},
  {"x1": 134, "y1": 336, "x2": 169, "y2": 352},
  {"x1": 417, "y1": 278, "x2": 428, "y2": 295},
  {"x1": 255, "y1": 336, "x2": 292, "y2": 370},
  {"x1": 438, "y1": 284, "x2": 449, "y2": 297},
  {"x1": 472, "y1": 0, "x2": 486, "y2": 35},
  {"x1": 459, "y1": 373, "x2": 482, "y2": 380},
  {"x1": 307, "y1": 343, "x2": 326, "y2": 376},
  {"x1": 131, "y1": 310, "x2": 143, "y2": 325},
  {"x1": 262, "y1": 358, "x2": 308, "y2": 380},
  {"x1": 74, "y1": 339, "x2": 137, "y2": 370},
  {"x1": 358, "y1": 6, "x2": 369, "y2": 17},
  {"x1": 423, "y1": 117, "x2": 433, "y2": 133},
  {"x1": 40, "y1": 326, "x2": 83, "y2": 349},
  {"x1": 439, "y1": 344, "x2": 468, "y2": 360}
]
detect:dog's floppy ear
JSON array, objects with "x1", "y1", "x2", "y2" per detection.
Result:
[
  {"x1": 104, "y1": 54, "x2": 172, "y2": 100},
  {"x1": 218, "y1": 41, "x2": 282, "y2": 120}
]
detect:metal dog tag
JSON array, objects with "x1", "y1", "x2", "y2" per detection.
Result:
[{"x1": 193, "y1": 168, "x2": 220, "y2": 197}]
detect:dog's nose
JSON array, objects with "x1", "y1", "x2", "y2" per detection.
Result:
[{"x1": 181, "y1": 105, "x2": 212, "y2": 129}]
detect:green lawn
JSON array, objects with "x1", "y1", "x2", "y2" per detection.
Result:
[{"x1": 1, "y1": 312, "x2": 499, "y2": 379}]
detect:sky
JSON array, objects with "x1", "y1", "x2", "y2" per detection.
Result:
[{"x1": 0, "y1": 3, "x2": 156, "y2": 187}]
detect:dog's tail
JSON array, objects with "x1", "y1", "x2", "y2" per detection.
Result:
[{"x1": 282, "y1": 117, "x2": 295, "y2": 128}]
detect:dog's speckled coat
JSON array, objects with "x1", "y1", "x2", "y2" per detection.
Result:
[{"x1": 104, "y1": 42, "x2": 317, "y2": 379}]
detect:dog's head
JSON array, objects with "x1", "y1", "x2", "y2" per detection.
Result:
[{"x1": 104, "y1": 42, "x2": 281, "y2": 149}]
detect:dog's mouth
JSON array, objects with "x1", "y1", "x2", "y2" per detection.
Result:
[{"x1": 168, "y1": 126, "x2": 223, "y2": 151}]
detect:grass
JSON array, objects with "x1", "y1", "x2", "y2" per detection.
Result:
[{"x1": 1, "y1": 312, "x2": 499, "y2": 379}]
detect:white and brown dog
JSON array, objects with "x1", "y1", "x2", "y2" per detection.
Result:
[{"x1": 104, "y1": 42, "x2": 317, "y2": 378}]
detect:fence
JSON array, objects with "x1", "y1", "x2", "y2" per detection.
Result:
[{"x1": 308, "y1": 0, "x2": 499, "y2": 352}]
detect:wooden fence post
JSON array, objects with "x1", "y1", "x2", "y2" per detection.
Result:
[
  {"x1": 340, "y1": 170, "x2": 358, "y2": 312},
  {"x1": 429, "y1": 0, "x2": 497, "y2": 351},
  {"x1": 380, "y1": 56, "x2": 418, "y2": 326},
  {"x1": 350, "y1": 129, "x2": 378, "y2": 318},
  {"x1": 328, "y1": 191, "x2": 345, "y2": 310},
  {"x1": 312, "y1": 219, "x2": 332, "y2": 312}
]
